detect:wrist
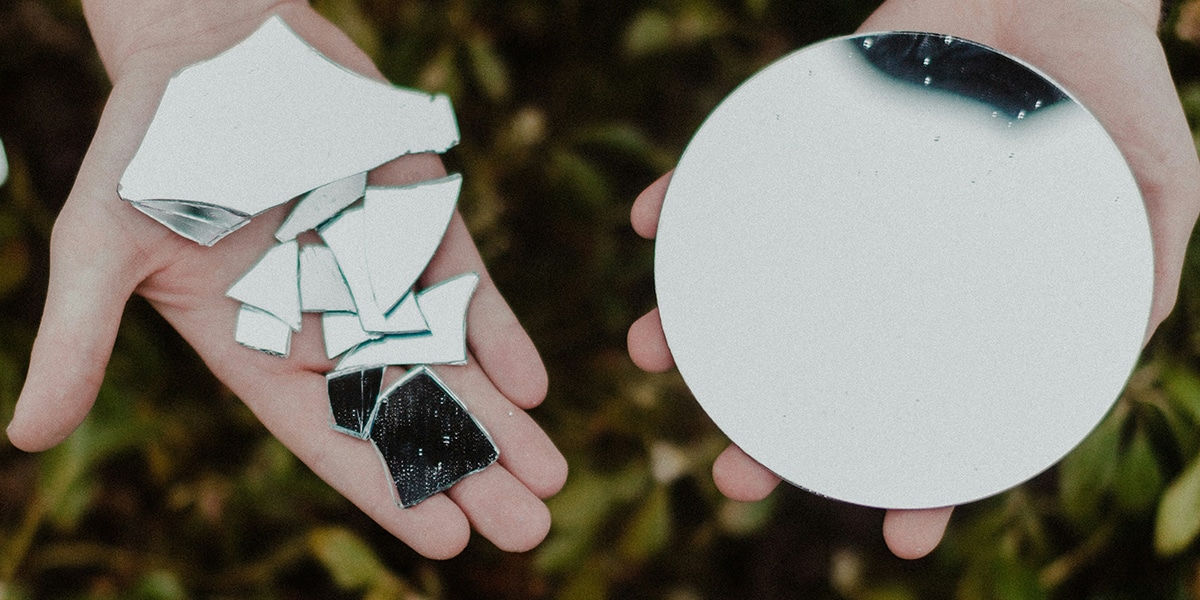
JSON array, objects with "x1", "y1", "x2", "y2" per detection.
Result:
[{"x1": 82, "y1": 0, "x2": 303, "y2": 82}]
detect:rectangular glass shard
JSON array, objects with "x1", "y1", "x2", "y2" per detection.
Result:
[
  {"x1": 336, "y1": 273, "x2": 478, "y2": 370},
  {"x1": 235, "y1": 304, "x2": 292, "y2": 357},
  {"x1": 364, "y1": 174, "x2": 462, "y2": 314},
  {"x1": 226, "y1": 240, "x2": 302, "y2": 331},
  {"x1": 368, "y1": 366, "x2": 498, "y2": 508},
  {"x1": 327, "y1": 365, "x2": 386, "y2": 439},
  {"x1": 318, "y1": 206, "x2": 430, "y2": 334},
  {"x1": 276, "y1": 172, "x2": 367, "y2": 242},
  {"x1": 118, "y1": 15, "x2": 460, "y2": 244},
  {"x1": 322, "y1": 311, "x2": 382, "y2": 359},
  {"x1": 300, "y1": 244, "x2": 356, "y2": 312}
]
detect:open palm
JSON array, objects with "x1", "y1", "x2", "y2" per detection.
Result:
[
  {"x1": 7, "y1": 1, "x2": 566, "y2": 559},
  {"x1": 629, "y1": 0, "x2": 1199, "y2": 559}
]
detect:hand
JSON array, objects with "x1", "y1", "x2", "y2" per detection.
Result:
[
  {"x1": 629, "y1": 0, "x2": 1200, "y2": 559},
  {"x1": 5, "y1": 1, "x2": 566, "y2": 559}
]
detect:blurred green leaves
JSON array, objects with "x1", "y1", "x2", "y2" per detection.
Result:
[{"x1": 2, "y1": 0, "x2": 1200, "y2": 599}]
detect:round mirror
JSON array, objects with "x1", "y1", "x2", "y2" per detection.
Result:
[{"x1": 655, "y1": 32, "x2": 1153, "y2": 509}]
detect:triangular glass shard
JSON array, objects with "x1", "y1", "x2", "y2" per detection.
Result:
[
  {"x1": 322, "y1": 311, "x2": 382, "y2": 359},
  {"x1": 118, "y1": 15, "x2": 460, "y2": 244},
  {"x1": 327, "y1": 365, "x2": 385, "y2": 439},
  {"x1": 131, "y1": 201, "x2": 249, "y2": 247},
  {"x1": 226, "y1": 240, "x2": 302, "y2": 331},
  {"x1": 336, "y1": 273, "x2": 478, "y2": 370},
  {"x1": 318, "y1": 207, "x2": 430, "y2": 335},
  {"x1": 276, "y1": 172, "x2": 367, "y2": 242},
  {"x1": 368, "y1": 366, "x2": 498, "y2": 508},
  {"x1": 365, "y1": 174, "x2": 462, "y2": 313},
  {"x1": 300, "y1": 244, "x2": 356, "y2": 312},
  {"x1": 235, "y1": 304, "x2": 292, "y2": 357}
]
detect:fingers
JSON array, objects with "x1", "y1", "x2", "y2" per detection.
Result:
[
  {"x1": 423, "y1": 213, "x2": 550, "y2": 409},
  {"x1": 712, "y1": 444, "x2": 782, "y2": 501},
  {"x1": 631, "y1": 171, "x2": 672, "y2": 239},
  {"x1": 882, "y1": 507, "x2": 953, "y2": 560},
  {"x1": 8, "y1": 202, "x2": 141, "y2": 451},
  {"x1": 447, "y1": 463, "x2": 552, "y2": 552},
  {"x1": 628, "y1": 309, "x2": 675, "y2": 373}
]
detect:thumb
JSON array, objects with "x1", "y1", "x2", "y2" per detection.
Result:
[{"x1": 7, "y1": 203, "x2": 140, "y2": 452}]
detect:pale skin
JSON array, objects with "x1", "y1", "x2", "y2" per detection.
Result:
[
  {"x1": 6, "y1": 0, "x2": 567, "y2": 559},
  {"x1": 630, "y1": 0, "x2": 1200, "y2": 559}
]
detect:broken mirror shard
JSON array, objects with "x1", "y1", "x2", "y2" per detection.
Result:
[
  {"x1": 276, "y1": 172, "x2": 368, "y2": 242},
  {"x1": 322, "y1": 311, "x2": 382, "y2": 359},
  {"x1": 337, "y1": 273, "x2": 479, "y2": 370},
  {"x1": 654, "y1": 32, "x2": 1153, "y2": 509},
  {"x1": 0, "y1": 137, "x2": 7, "y2": 186},
  {"x1": 318, "y1": 205, "x2": 431, "y2": 334},
  {"x1": 235, "y1": 304, "x2": 292, "y2": 357},
  {"x1": 368, "y1": 366, "x2": 498, "y2": 508},
  {"x1": 226, "y1": 240, "x2": 302, "y2": 332},
  {"x1": 299, "y1": 244, "x2": 356, "y2": 313},
  {"x1": 365, "y1": 174, "x2": 463, "y2": 313},
  {"x1": 118, "y1": 15, "x2": 460, "y2": 245},
  {"x1": 131, "y1": 200, "x2": 252, "y2": 246},
  {"x1": 327, "y1": 365, "x2": 386, "y2": 439}
]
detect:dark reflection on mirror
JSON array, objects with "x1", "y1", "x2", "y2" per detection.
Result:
[{"x1": 856, "y1": 32, "x2": 1066, "y2": 119}]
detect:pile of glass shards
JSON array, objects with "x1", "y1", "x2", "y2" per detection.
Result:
[{"x1": 118, "y1": 15, "x2": 497, "y2": 508}]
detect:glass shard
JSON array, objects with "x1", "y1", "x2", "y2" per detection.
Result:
[
  {"x1": 365, "y1": 174, "x2": 462, "y2": 314},
  {"x1": 322, "y1": 311, "x2": 382, "y2": 359},
  {"x1": 299, "y1": 244, "x2": 356, "y2": 312},
  {"x1": 0, "y1": 137, "x2": 7, "y2": 187},
  {"x1": 235, "y1": 304, "x2": 292, "y2": 357},
  {"x1": 131, "y1": 201, "x2": 250, "y2": 247},
  {"x1": 118, "y1": 15, "x2": 460, "y2": 244},
  {"x1": 275, "y1": 172, "x2": 367, "y2": 242},
  {"x1": 318, "y1": 206, "x2": 430, "y2": 334},
  {"x1": 226, "y1": 240, "x2": 302, "y2": 331},
  {"x1": 327, "y1": 365, "x2": 386, "y2": 439},
  {"x1": 368, "y1": 366, "x2": 498, "y2": 508},
  {"x1": 336, "y1": 273, "x2": 478, "y2": 370}
]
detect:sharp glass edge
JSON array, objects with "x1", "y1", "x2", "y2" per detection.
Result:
[
  {"x1": 276, "y1": 171, "x2": 368, "y2": 242},
  {"x1": 365, "y1": 174, "x2": 463, "y2": 314},
  {"x1": 322, "y1": 311, "x2": 383, "y2": 359},
  {"x1": 235, "y1": 304, "x2": 292, "y2": 357},
  {"x1": 326, "y1": 364, "x2": 386, "y2": 439},
  {"x1": 118, "y1": 15, "x2": 460, "y2": 245},
  {"x1": 0, "y1": 137, "x2": 9, "y2": 187},
  {"x1": 336, "y1": 272, "x2": 479, "y2": 370},
  {"x1": 318, "y1": 206, "x2": 431, "y2": 335},
  {"x1": 299, "y1": 244, "x2": 357, "y2": 312},
  {"x1": 226, "y1": 240, "x2": 302, "y2": 331}
]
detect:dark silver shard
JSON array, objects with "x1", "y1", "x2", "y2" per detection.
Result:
[
  {"x1": 368, "y1": 366, "x2": 498, "y2": 508},
  {"x1": 327, "y1": 365, "x2": 386, "y2": 439}
]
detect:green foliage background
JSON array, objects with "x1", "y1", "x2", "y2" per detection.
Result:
[{"x1": 2, "y1": 1, "x2": 1200, "y2": 598}]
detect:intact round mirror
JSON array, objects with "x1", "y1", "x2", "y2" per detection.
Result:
[{"x1": 654, "y1": 32, "x2": 1153, "y2": 509}]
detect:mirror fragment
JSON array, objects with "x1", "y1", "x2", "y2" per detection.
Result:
[
  {"x1": 365, "y1": 174, "x2": 462, "y2": 313},
  {"x1": 118, "y1": 15, "x2": 459, "y2": 244},
  {"x1": 276, "y1": 172, "x2": 368, "y2": 242},
  {"x1": 322, "y1": 311, "x2": 382, "y2": 359},
  {"x1": 368, "y1": 366, "x2": 498, "y2": 508},
  {"x1": 337, "y1": 273, "x2": 478, "y2": 370},
  {"x1": 235, "y1": 304, "x2": 292, "y2": 357},
  {"x1": 327, "y1": 365, "x2": 386, "y2": 439},
  {"x1": 300, "y1": 244, "x2": 356, "y2": 312},
  {"x1": 226, "y1": 240, "x2": 302, "y2": 331},
  {"x1": 0, "y1": 137, "x2": 9, "y2": 186},
  {"x1": 319, "y1": 206, "x2": 430, "y2": 334}
]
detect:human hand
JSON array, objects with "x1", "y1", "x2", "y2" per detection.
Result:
[
  {"x1": 5, "y1": 0, "x2": 566, "y2": 559},
  {"x1": 629, "y1": 0, "x2": 1200, "y2": 559}
]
